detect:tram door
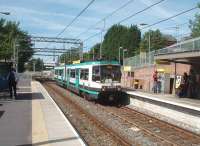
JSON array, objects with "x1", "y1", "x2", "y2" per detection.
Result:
[
  {"x1": 66, "y1": 68, "x2": 70, "y2": 86},
  {"x1": 75, "y1": 68, "x2": 80, "y2": 88}
]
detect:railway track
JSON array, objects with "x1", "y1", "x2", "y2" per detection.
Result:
[
  {"x1": 43, "y1": 81, "x2": 200, "y2": 146},
  {"x1": 42, "y1": 81, "x2": 133, "y2": 146},
  {"x1": 99, "y1": 105, "x2": 200, "y2": 146}
]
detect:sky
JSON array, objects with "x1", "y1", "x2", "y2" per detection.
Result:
[{"x1": 0, "y1": 0, "x2": 200, "y2": 63}]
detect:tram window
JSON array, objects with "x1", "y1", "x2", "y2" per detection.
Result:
[
  {"x1": 56, "y1": 70, "x2": 57, "y2": 75},
  {"x1": 80, "y1": 69, "x2": 89, "y2": 80},
  {"x1": 70, "y1": 69, "x2": 75, "y2": 78},
  {"x1": 92, "y1": 66, "x2": 100, "y2": 81},
  {"x1": 59, "y1": 69, "x2": 63, "y2": 76}
]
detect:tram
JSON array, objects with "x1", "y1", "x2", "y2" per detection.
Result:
[{"x1": 54, "y1": 60, "x2": 123, "y2": 103}]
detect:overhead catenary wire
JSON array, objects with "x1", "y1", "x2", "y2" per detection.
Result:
[
  {"x1": 56, "y1": 0, "x2": 96, "y2": 38},
  {"x1": 83, "y1": 0, "x2": 165, "y2": 42},
  {"x1": 41, "y1": 0, "x2": 95, "y2": 61},
  {"x1": 141, "y1": 6, "x2": 198, "y2": 30},
  {"x1": 84, "y1": 5, "x2": 198, "y2": 44},
  {"x1": 75, "y1": 0, "x2": 135, "y2": 38},
  {"x1": 159, "y1": 22, "x2": 189, "y2": 31},
  {"x1": 118, "y1": 0, "x2": 165, "y2": 24}
]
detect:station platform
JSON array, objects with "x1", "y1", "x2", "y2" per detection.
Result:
[
  {"x1": 126, "y1": 90, "x2": 200, "y2": 135},
  {"x1": 0, "y1": 81, "x2": 86, "y2": 146}
]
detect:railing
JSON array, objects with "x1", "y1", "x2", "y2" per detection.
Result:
[
  {"x1": 124, "y1": 51, "x2": 155, "y2": 69},
  {"x1": 155, "y1": 36, "x2": 200, "y2": 56},
  {"x1": 124, "y1": 37, "x2": 200, "y2": 69}
]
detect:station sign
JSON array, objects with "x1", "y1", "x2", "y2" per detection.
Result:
[
  {"x1": 73, "y1": 60, "x2": 80, "y2": 64},
  {"x1": 123, "y1": 66, "x2": 131, "y2": 71}
]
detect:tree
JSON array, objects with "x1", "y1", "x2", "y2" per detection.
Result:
[
  {"x1": 0, "y1": 18, "x2": 33, "y2": 72},
  {"x1": 59, "y1": 48, "x2": 80, "y2": 64},
  {"x1": 26, "y1": 58, "x2": 44, "y2": 71},
  {"x1": 88, "y1": 43, "x2": 100, "y2": 60},
  {"x1": 83, "y1": 51, "x2": 90, "y2": 61},
  {"x1": 139, "y1": 29, "x2": 176, "y2": 53},
  {"x1": 189, "y1": 3, "x2": 200, "y2": 37},
  {"x1": 101, "y1": 24, "x2": 141, "y2": 60}
]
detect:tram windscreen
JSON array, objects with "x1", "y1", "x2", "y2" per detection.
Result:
[{"x1": 92, "y1": 65, "x2": 121, "y2": 83}]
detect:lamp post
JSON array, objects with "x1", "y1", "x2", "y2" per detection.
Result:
[
  {"x1": 94, "y1": 19, "x2": 105, "y2": 59},
  {"x1": 148, "y1": 31, "x2": 151, "y2": 64},
  {"x1": 139, "y1": 23, "x2": 151, "y2": 64},
  {"x1": 123, "y1": 49, "x2": 127, "y2": 66},
  {"x1": 118, "y1": 46, "x2": 123, "y2": 64}
]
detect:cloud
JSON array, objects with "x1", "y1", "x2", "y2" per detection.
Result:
[{"x1": 0, "y1": 5, "x2": 99, "y2": 35}]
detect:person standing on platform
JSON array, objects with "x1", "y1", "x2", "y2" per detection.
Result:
[
  {"x1": 157, "y1": 74, "x2": 162, "y2": 93},
  {"x1": 7, "y1": 68, "x2": 18, "y2": 98},
  {"x1": 188, "y1": 69, "x2": 196, "y2": 98},
  {"x1": 153, "y1": 70, "x2": 158, "y2": 93},
  {"x1": 182, "y1": 72, "x2": 189, "y2": 97}
]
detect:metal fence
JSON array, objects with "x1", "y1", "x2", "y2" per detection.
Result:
[
  {"x1": 124, "y1": 51, "x2": 155, "y2": 69},
  {"x1": 124, "y1": 37, "x2": 200, "y2": 69},
  {"x1": 155, "y1": 36, "x2": 200, "y2": 56}
]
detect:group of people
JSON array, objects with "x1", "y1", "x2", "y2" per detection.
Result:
[
  {"x1": 153, "y1": 70, "x2": 162, "y2": 93},
  {"x1": 152, "y1": 68, "x2": 198, "y2": 98},
  {"x1": 178, "y1": 69, "x2": 197, "y2": 98}
]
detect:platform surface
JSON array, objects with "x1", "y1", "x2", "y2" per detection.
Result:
[
  {"x1": 0, "y1": 81, "x2": 86, "y2": 146},
  {"x1": 127, "y1": 91, "x2": 200, "y2": 112}
]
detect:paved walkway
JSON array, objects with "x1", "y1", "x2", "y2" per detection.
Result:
[{"x1": 0, "y1": 81, "x2": 86, "y2": 146}]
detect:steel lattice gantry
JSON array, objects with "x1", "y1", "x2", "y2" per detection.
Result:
[
  {"x1": 28, "y1": 36, "x2": 83, "y2": 60},
  {"x1": 30, "y1": 36, "x2": 82, "y2": 44}
]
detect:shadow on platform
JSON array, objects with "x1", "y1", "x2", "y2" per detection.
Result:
[
  {"x1": 0, "y1": 95, "x2": 33, "y2": 145},
  {"x1": 15, "y1": 92, "x2": 44, "y2": 100},
  {"x1": 0, "y1": 90, "x2": 11, "y2": 100},
  {"x1": 0, "y1": 111, "x2": 5, "y2": 118},
  {"x1": 17, "y1": 137, "x2": 79, "y2": 146}
]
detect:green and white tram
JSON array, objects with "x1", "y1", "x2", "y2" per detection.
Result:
[{"x1": 54, "y1": 60, "x2": 123, "y2": 102}]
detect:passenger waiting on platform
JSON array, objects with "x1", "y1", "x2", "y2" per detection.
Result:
[
  {"x1": 153, "y1": 71, "x2": 158, "y2": 93},
  {"x1": 182, "y1": 72, "x2": 189, "y2": 97},
  {"x1": 188, "y1": 69, "x2": 196, "y2": 98},
  {"x1": 178, "y1": 72, "x2": 188, "y2": 97},
  {"x1": 7, "y1": 68, "x2": 18, "y2": 98},
  {"x1": 157, "y1": 75, "x2": 162, "y2": 93}
]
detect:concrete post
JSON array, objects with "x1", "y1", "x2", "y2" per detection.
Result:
[{"x1": 173, "y1": 62, "x2": 177, "y2": 95}]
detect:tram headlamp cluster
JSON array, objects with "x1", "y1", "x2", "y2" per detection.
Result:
[
  {"x1": 101, "y1": 86, "x2": 121, "y2": 91},
  {"x1": 102, "y1": 86, "x2": 105, "y2": 91}
]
